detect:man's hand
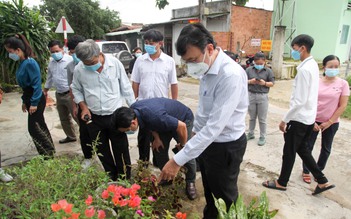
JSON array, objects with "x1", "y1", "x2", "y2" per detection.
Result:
[
  {"x1": 72, "y1": 104, "x2": 78, "y2": 119},
  {"x1": 158, "y1": 158, "x2": 181, "y2": 182},
  {"x1": 152, "y1": 138, "x2": 164, "y2": 152},
  {"x1": 29, "y1": 106, "x2": 37, "y2": 115},
  {"x1": 279, "y1": 121, "x2": 287, "y2": 133},
  {"x1": 80, "y1": 108, "x2": 91, "y2": 121},
  {"x1": 22, "y1": 103, "x2": 27, "y2": 112},
  {"x1": 313, "y1": 123, "x2": 320, "y2": 132}
]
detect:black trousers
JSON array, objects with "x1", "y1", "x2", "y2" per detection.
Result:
[
  {"x1": 87, "y1": 113, "x2": 131, "y2": 180},
  {"x1": 198, "y1": 133, "x2": 247, "y2": 219},
  {"x1": 77, "y1": 107, "x2": 92, "y2": 159},
  {"x1": 278, "y1": 121, "x2": 328, "y2": 187},
  {"x1": 23, "y1": 90, "x2": 55, "y2": 157},
  {"x1": 137, "y1": 127, "x2": 152, "y2": 162}
]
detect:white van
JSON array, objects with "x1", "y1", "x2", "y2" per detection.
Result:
[{"x1": 95, "y1": 41, "x2": 133, "y2": 73}]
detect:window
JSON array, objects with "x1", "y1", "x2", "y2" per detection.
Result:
[{"x1": 340, "y1": 25, "x2": 350, "y2": 44}]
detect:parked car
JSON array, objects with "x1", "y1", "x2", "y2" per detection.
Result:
[{"x1": 95, "y1": 41, "x2": 133, "y2": 73}]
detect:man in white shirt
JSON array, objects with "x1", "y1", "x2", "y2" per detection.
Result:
[
  {"x1": 159, "y1": 23, "x2": 248, "y2": 218},
  {"x1": 71, "y1": 39, "x2": 135, "y2": 180},
  {"x1": 262, "y1": 34, "x2": 335, "y2": 195},
  {"x1": 44, "y1": 40, "x2": 76, "y2": 144}
]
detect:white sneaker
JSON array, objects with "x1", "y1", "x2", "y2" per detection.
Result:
[
  {"x1": 81, "y1": 159, "x2": 93, "y2": 170},
  {"x1": 0, "y1": 168, "x2": 13, "y2": 182}
]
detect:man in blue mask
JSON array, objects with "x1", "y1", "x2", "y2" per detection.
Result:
[
  {"x1": 111, "y1": 98, "x2": 197, "y2": 200},
  {"x1": 130, "y1": 29, "x2": 179, "y2": 172},
  {"x1": 66, "y1": 35, "x2": 93, "y2": 170},
  {"x1": 71, "y1": 39, "x2": 135, "y2": 181},
  {"x1": 44, "y1": 39, "x2": 77, "y2": 144},
  {"x1": 246, "y1": 52, "x2": 275, "y2": 146},
  {"x1": 262, "y1": 34, "x2": 335, "y2": 195}
]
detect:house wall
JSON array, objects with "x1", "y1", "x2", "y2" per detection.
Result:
[
  {"x1": 229, "y1": 5, "x2": 272, "y2": 56},
  {"x1": 272, "y1": 0, "x2": 351, "y2": 62}
]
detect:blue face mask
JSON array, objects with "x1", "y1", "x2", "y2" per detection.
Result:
[
  {"x1": 135, "y1": 53, "x2": 142, "y2": 58},
  {"x1": 325, "y1": 68, "x2": 339, "y2": 77},
  {"x1": 51, "y1": 52, "x2": 63, "y2": 61},
  {"x1": 144, "y1": 44, "x2": 157, "y2": 55},
  {"x1": 291, "y1": 49, "x2": 301, "y2": 60},
  {"x1": 125, "y1": 130, "x2": 136, "y2": 135},
  {"x1": 72, "y1": 53, "x2": 80, "y2": 64},
  {"x1": 84, "y1": 62, "x2": 101, "y2": 72},
  {"x1": 9, "y1": 53, "x2": 20, "y2": 61},
  {"x1": 254, "y1": 64, "x2": 264, "y2": 70}
]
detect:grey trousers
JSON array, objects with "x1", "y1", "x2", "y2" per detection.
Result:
[
  {"x1": 55, "y1": 92, "x2": 77, "y2": 139},
  {"x1": 248, "y1": 92, "x2": 268, "y2": 138}
]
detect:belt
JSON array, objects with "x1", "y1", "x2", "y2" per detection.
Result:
[{"x1": 57, "y1": 90, "x2": 70, "y2": 95}]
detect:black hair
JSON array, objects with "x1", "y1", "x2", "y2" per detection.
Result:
[
  {"x1": 67, "y1": 35, "x2": 85, "y2": 50},
  {"x1": 175, "y1": 23, "x2": 216, "y2": 56},
  {"x1": 132, "y1": 47, "x2": 142, "y2": 53},
  {"x1": 322, "y1": 55, "x2": 340, "y2": 67},
  {"x1": 4, "y1": 34, "x2": 35, "y2": 58},
  {"x1": 143, "y1": 29, "x2": 164, "y2": 42},
  {"x1": 254, "y1": 52, "x2": 265, "y2": 61},
  {"x1": 48, "y1": 39, "x2": 63, "y2": 48},
  {"x1": 111, "y1": 107, "x2": 136, "y2": 129},
  {"x1": 291, "y1": 34, "x2": 314, "y2": 53}
]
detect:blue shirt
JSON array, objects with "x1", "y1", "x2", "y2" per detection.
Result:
[
  {"x1": 16, "y1": 58, "x2": 43, "y2": 106},
  {"x1": 131, "y1": 98, "x2": 193, "y2": 133}
]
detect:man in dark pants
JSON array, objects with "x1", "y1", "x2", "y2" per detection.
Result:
[
  {"x1": 111, "y1": 98, "x2": 197, "y2": 200},
  {"x1": 71, "y1": 39, "x2": 135, "y2": 180},
  {"x1": 262, "y1": 34, "x2": 335, "y2": 195},
  {"x1": 159, "y1": 23, "x2": 248, "y2": 218}
]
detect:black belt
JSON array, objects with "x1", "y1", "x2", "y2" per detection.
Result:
[{"x1": 57, "y1": 90, "x2": 70, "y2": 95}]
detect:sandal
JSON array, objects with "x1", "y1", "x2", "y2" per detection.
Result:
[
  {"x1": 302, "y1": 173, "x2": 311, "y2": 184},
  {"x1": 262, "y1": 180, "x2": 287, "y2": 191}
]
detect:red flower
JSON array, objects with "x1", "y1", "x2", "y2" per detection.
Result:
[
  {"x1": 69, "y1": 212, "x2": 80, "y2": 219},
  {"x1": 131, "y1": 183, "x2": 141, "y2": 191},
  {"x1": 129, "y1": 196, "x2": 141, "y2": 208},
  {"x1": 64, "y1": 203, "x2": 73, "y2": 214},
  {"x1": 176, "y1": 212, "x2": 187, "y2": 219},
  {"x1": 51, "y1": 203, "x2": 61, "y2": 212},
  {"x1": 97, "y1": 210, "x2": 106, "y2": 219},
  {"x1": 101, "y1": 190, "x2": 109, "y2": 199},
  {"x1": 58, "y1": 199, "x2": 69, "y2": 209},
  {"x1": 85, "y1": 206, "x2": 95, "y2": 218},
  {"x1": 85, "y1": 195, "x2": 93, "y2": 206}
]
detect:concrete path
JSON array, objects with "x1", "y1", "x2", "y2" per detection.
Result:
[{"x1": 0, "y1": 79, "x2": 350, "y2": 218}]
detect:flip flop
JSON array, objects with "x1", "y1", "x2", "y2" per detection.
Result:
[
  {"x1": 312, "y1": 184, "x2": 335, "y2": 195},
  {"x1": 262, "y1": 180, "x2": 287, "y2": 191},
  {"x1": 302, "y1": 173, "x2": 311, "y2": 184}
]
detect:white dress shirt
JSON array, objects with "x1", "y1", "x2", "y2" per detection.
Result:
[
  {"x1": 131, "y1": 52, "x2": 177, "y2": 100},
  {"x1": 174, "y1": 48, "x2": 249, "y2": 166},
  {"x1": 45, "y1": 54, "x2": 73, "y2": 93},
  {"x1": 71, "y1": 54, "x2": 135, "y2": 115},
  {"x1": 282, "y1": 56, "x2": 319, "y2": 125}
]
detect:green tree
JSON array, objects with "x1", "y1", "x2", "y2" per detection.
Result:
[
  {"x1": 0, "y1": 0, "x2": 53, "y2": 85},
  {"x1": 39, "y1": 0, "x2": 121, "y2": 40}
]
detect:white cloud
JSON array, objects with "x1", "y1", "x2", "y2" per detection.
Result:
[{"x1": 23, "y1": 0, "x2": 274, "y2": 24}]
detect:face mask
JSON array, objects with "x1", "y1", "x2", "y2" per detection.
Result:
[
  {"x1": 325, "y1": 68, "x2": 339, "y2": 77},
  {"x1": 125, "y1": 130, "x2": 136, "y2": 135},
  {"x1": 186, "y1": 50, "x2": 211, "y2": 79},
  {"x1": 144, "y1": 44, "x2": 157, "y2": 55},
  {"x1": 84, "y1": 62, "x2": 101, "y2": 72},
  {"x1": 135, "y1": 53, "x2": 142, "y2": 58},
  {"x1": 254, "y1": 64, "x2": 264, "y2": 70},
  {"x1": 72, "y1": 53, "x2": 80, "y2": 64},
  {"x1": 9, "y1": 53, "x2": 20, "y2": 61},
  {"x1": 291, "y1": 49, "x2": 301, "y2": 60},
  {"x1": 51, "y1": 52, "x2": 63, "y2": 61}
]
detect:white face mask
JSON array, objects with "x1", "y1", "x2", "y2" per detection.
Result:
[{"x1": 185, "y1": 50, "x2": 211, "y2": 79}]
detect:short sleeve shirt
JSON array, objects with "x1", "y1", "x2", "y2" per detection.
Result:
[
  {"x1": 316, "y1": 77, "x2": 350, "y2": 123},
  {"x1": 246, "y1": 66, "x2": 275, "y2": 93}
]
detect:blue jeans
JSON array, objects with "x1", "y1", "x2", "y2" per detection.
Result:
[{"x1": 303, "y1": 122, "x2": 339, "y2": 174}]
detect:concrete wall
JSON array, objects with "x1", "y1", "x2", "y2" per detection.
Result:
[{"x1": 230, "y1": 5, "x2": 272, "y2": 56}]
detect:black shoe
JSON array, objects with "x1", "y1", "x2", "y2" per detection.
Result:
[
  {"x1": 59, "y1": 137, "x2": 77, "y2": 144},
  {"x1": 186, "y1": 182, "x2": 197, "y2": 200}
]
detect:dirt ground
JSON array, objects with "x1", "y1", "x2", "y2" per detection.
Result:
[{"x1": 0, "y1": 79, "x2": 350, "y2": 218}]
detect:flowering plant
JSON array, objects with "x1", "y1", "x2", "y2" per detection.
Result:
[{"x1": 51, "y1": 183, "x2": 187, "y2": 219}]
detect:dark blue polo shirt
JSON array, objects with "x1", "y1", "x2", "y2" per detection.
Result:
[{"x1": 131, "y1": 98, "x2": 193, "y2": 132}]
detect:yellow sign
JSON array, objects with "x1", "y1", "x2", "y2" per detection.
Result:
[{"x1": 261, "y1": 40, "x2": 272, "y2": 51}]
